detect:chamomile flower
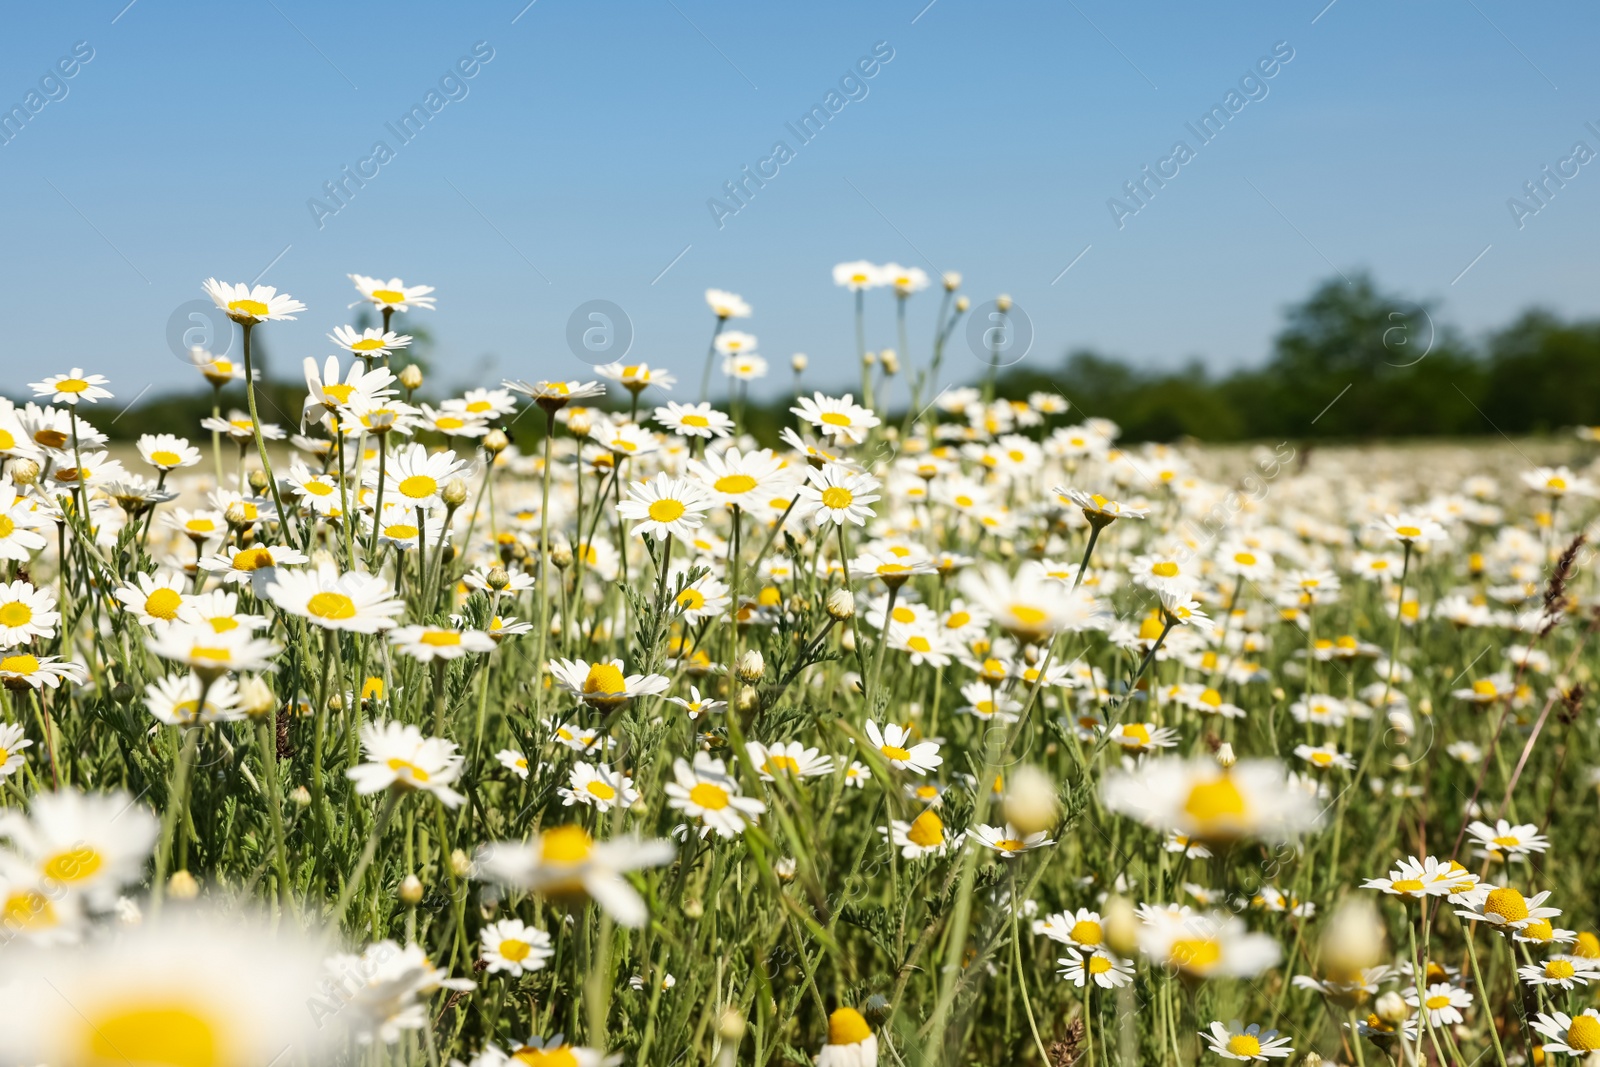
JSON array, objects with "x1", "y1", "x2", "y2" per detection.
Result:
[
  {"x1": 791, "y1": 392, "x2": 880, "y2": 445},
  {"x1": 0, "y1": 788, "x2": 158, "y2": 907},
  {"x1": 1108, "y1": 722, "x2": 1180, "y2": 753},
  {"x1": 496, "y1": 748, "x2": 531, "y2": 779},
  {"x1": 549, "y1": 657, "x2": 670, "y2": 708},
  {"x1": 371, "y1": 442, "x2": 471, "y2": 512},
  {"x1": 1294, "y1": 743, "x2": 1355, "y2": 771},
  {"x1": 1404, "y1": 982, "x2": 1472, "y2": 1026},
  {"x1": 705, "y1": 288, "x2": 751, "y2": 318},
  {"x1": 671, "y1": 571, "x2": 730, "y2": 622},
  {"x1": 349, "y1": 274, "x2": 436, "y2": 312},
  {"x1": 1519, "y1": 957, "x2": 1590, "y2": 989},
  {"x1": 1058, "y1": 948, "x2": 1134, "y2": 989},
  {"x1": 0, "y1": 581, "x2": 57, "y2": 645},
  {"x1": 1454, "y1": 884, "x2": 1561, "y2": 930},
  {"x1": 885, "y1": 809, "x2": 960, "y2": 859},
  {"x1": 863, "y1": 720, "x2": 943, "y2": 775},
  {"x1": 746, "y1": 740, "x2": 834, "y2": 781},
  {"x1": 267, "y1": 566, "x2": 405, "y2": 633},
  {"x1": 1465, "y1": 819, "x2": 1549, "y2": 858},
  {"x1": 690, "y1": 446, "x2": 786, "y2": 509},
  {"x1": 475, "y1": 824, "x2": 674, "y2": 927},
  {"x1": 1139, "y1": 910, "x2": 1282, "y2": 978},
  {"x1": 137, "y1": 432, "x2": 202, "y2": 470},
  {"x1": 1035, "y1": 908, "x2": 1106, "y2": 947},
  {"x1": 203, "y1": 278, "x2": 305, "y2": 323},
  {"x1": 654, "y1": 401, "x2": 734, "y2": 440},
  {"x1": 0, "y1": 650, "x2": 89, "y2": 690},
  {"x1": 1362, "y1": 855, "x2": 1479, "y2": 900},
  {"x1": 330, "y1": 325, "x2": 412, "y2": 357},
  {"x1": 972, "y1": 823, "x2": 1054, "y2": 857},
  {"x1": 0, "y1": 483, "x2": 47, "y2": 561},
  {"x1": 31, "y1": 369, "x2": 113, "y2": 405},
  {"x1": 796, "y1": 463, "x2": 880, "y2": 528},
  {"x1": 617, "y1": 473, "x2": 713, "y2": 541},
  {"x1": 0, "y1": 722, "x2": 33, "y2": 780},
  {"x1": 347, "y1": 721, "x2": 466, "y2": 807},
  {"x1": 559, "y1": 762, "x2": 639, "y2": 812},
  {"x1": 664, "y1": 753, "x2": 767, "y2": 838},
  {"x1": 143, "y1": 673, "x2": 244, "y2": 726},
  {"x1": 1101, "y1": 758, "x2": 1323, "y2": 843},
  {"x1": 389, "y1": 625, "x2": 496, "y2": 662},
  {"x1": 200, "y1": 543, "x2": 309, "y2": 595},
  {"x1": 1199, "y1": 1021, "x2": 1294, "y2": 1061},
  {"x1": 480, "y1": 918, "x2": 554, "y2": 977},
  {"x1": 1532, "y1": 1009, "x2": 1600, "y2": 1056},
  {"x1": 816, "y1": 1007, "x2": 878, "y2": 1067}
]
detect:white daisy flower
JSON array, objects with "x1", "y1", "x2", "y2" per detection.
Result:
[
  {"x1": 1531, "y1": 1009, "x2": 1600, "y2": 1056},
  {"x1": 884, "y1": 809, "x2": 961, "y2": 859},
  {"x1": 653, "y1": 401, "x2": 734, "y2": 440},
  {"x1": 746, "y1": 740, "x2": 834, "y2": 781},
  {"x1": 559, "y1": 762, "x2": 639, "y2": 812},
  {"x1": 1057, "y1": 947, "x2": 1134, "y2": 988},
  {"x1": 202, "y1": 278, "x2": 305, "y2": 323},
  {"x1": 549, "y1": 657, "x2": 670, "y2": 709},
  {"x1": 349, "y1": 274, "x2": 436, "y2": 312},
  {"x1": 790, "y1": 392, "x2": 880, "y2": 445},
  {"x1": 347, "y1": 720, "x2": 465, "y2": 807},
  {"x1": 480, "y1": 918, "x2": 554, "y2": 977},
  {"x1": 389, "y1": 625, "x2": 496, "y2": 662},
  {"x1": 30, "y1": 368, "x2": 113, "y2": 406},
  {"x1": 972, "y1": 823, "x2": 1054, "y2": 857},
  {"x1": 474, "y1": 824, "x2": 675, "y2": 928},
  {"x1": 795, "y1": 463, "x2": 879, "y2": 527},
  {"x1": 0, "y1": 788, "x2": 158, "y2": 907},
  {"x1": 136, "y1": 433, "x2": 201, "y2": 470},
  {"x1": 863, "y1": 720, "x2": 942, "y2": 775},
  {"x1": 0, "y1": 581, "x2": 58, "y2": 645},
  {"x1": 267, "y1": 565, "x2": 405, "y2": 633},
  {"x1": 1199, "y1": 1020, "x2": 1294, "y2": 1061},
  {"x1": 664, "y1": 753, "x2": 766, "y2": 838}
]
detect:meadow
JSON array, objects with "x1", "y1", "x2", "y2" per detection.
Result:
[{"x1": 0, "y1": 265, "x2": 1595, "y2": 1067}]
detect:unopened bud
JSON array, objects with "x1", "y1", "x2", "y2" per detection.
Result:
[
  {"x1": 863, "y1": 993, "x2": 893, "y2": 1027},
  {"x1": 1321, "y1": 897, "x2": 1386, "y2": 974},
  {"x1": 716, "y1": 1008, "x2": 746, "y2": 1041},
  {"x1": 862, "y1": 351, "x2": 877, "y2": 367},
  {"x1": 1002, "y1": 764, "x2": 1059, "y2": 836},
  {"x1": 566, "y1": 411, "x2": 593, "y2": 438},
  {"x1": 791, "y1": 353, "x2": 808, "y2": 374},
  {"x1": 737, "y1": 650, "x2": 765, "y2": 683},
  {"x1": 167, "y1": 870, "x2": 199, "y2": 900},
  {"x1": 450, "y1": 849, "x2": 472, "y2": 878},
  {"x1": 399, "y1": 874, "x2": 424, "y2": 906},
  {"x1": 290, "y1": 785, "x2": 311, "y2": 807},
  {"x1": 398, "y1": 363, "x2": 423, "y2": 391},
  {"x1": 1104, "y1": 895, "x2": 1139, "y2": 958},
  {"x1": 1375, "y1": 991, "x2": 1409, "y2": 1025},
  {"x1": 549, "y1": 538, "x2": 574, "y2": 570},
  {"x1": 955, "y1": 296, "x2": 970, "y2": 312},
  {"x1": 238, "y1": 675, "x2": 275, "y2": 719},
  {"x1": 996, "y1": 294, "x2": 1013, "y2": 312},
  {"x1": 684, "y1": 897, "x2": 704, "y2": 919},
  {"x1": 483, "y1": 429, "x2": 509, "y2": 455},
  {"x1": 9, "y1": 459, "x2": 39, "y2": 486},
  {"x1": 487, "y1": 566, "x2": 511, "y2": 591},
  {"x1": 247, "y1": 469, "x2": 269, "y2": 493},
  {"x1": 942, "y1": 271, "x2": 962, "y2": 291},
  {"x1": 443, "y1": 478, "x2": 469, "y2": 509},
  {"x1": 773, "y1": 857, "x2": 797, "y2": 881},
  {"x1": 736, "y1": 687, "x2": 760, "y2": 714},
  {"x1": 1301, "y1": 1054, "x2": 1323, "y2": 1067},
  {"x1": 880, "y1": 349, "x2": 900, "y2": 375},
  {"x1": 1215, "y1": 742, "x2": 1237, "y2": 768},
  {"x1": 224, "y1": 502, "x2": 249, "y2": 528},
  {"x1": 827, "y1": 589, "x2": 856, "y2": 620}
]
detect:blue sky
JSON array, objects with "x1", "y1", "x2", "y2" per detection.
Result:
[{"x1": 2, "y1": 0, "x2": 1598, "y2": 402}]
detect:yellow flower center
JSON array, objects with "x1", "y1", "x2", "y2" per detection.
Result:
[
  {"x1": 350, "y1": 338, "x2": 385, "y2": 352},
  {"x1": 1233, "y1": 552, "x2": 1257, "y2": 566},
  {"x1": 398, "y1": 474, "x2": 437, "y2": 500},
  {"x1": 372, "y1": 288, "x2": 407, "y2": 304},
  {"x1": 34, "y1": 428, "x2": 69, "y2": 449},
  {"x1": 583, "y1": 663, "x2": 627, "y2": 695},
  {"x1": 306, "y1": 592, "x2": 357, "y2": 620},
  {"x1": 1522, "y1": 919, "x2": 1554, "y2": 941},
  {"x1": 232, "y1": 548, "x2": 274, "y2": 571},
  {"x1": 384, "y1": 523, "x2": 419, "y2": 539},
  {"x1": 2, "y1": 889, "x2": 54, "y2": 930},
  {"x1": 1071, "y1": 920, "x2": 1103, "y2": 945},
  {"x1": 302, "y1": 481, "x2": 335, "y2": 497},
  {"x1": 1150, "y1": 561, "x2": 1180, "y2": 578},
  {"x1": 1182, "y1": 775, "x2": 1248, "y2": 834},
  {"x1": 1425, "y1": 994, "x2": 1451, "y2": 1010},
  {"x1": 714, "y1": 474, "x2": 757, "y2": 495},
  {"x1": 386, "y1": 757, "x2": 431, "y2": 783},
  {"x1": 149, "y1": 450, "x2": 182, "y2": 467},
  {"x1": 585, "y1": 780, "x2": 617, "y2": 801},
  {"x1": 513, "y1": 1047, "x2": 577, "y2": 1067},
  {"x1": 828, "y1": 1007, "x2": 872, "y2": 1046},
  {"x1": 680, "y1": 414, "x2": 710, "y2": 428},
  {"x1": 499, "y1": 938, "x2": 531, "y2": 962},
  {"x1": 43, "y1": 845, "x2": 103, "y2": 883},
  {"x1": 1484, "y1": 887, "x2": 1529, "y2": 922},
  {"x1": 322, "y1": 383, "x2": 357, "y2": 405},
  {"x1": 820, "y1": 486, "x2": 854, "y2": 509},
  {"x1": 880, "y1": 744, "x2": 911, "y2": 762},
  {"x1": 540, "y1": 824, "x2": 593, "y2": 863},
  {"x1": 1, "y1": 654, "x2": 40, "y2": 675},
  {"x1": 648, "y1": 498, "x2": 686, "y2": 523},
  {"x1": 1120, "y1": 724, "x2": 1151, "y2": 747},
  {"x1": 1567, "y1": 1016, "x2": 1600, "y2": 1051},
  {"x1": 677, "y1": 589, "x2": 706, "y2": 611},
  {"x1": 419, "y1": 631, "x2": 461, "y2": 647},
  {"x1": 1226, "y1": 1034, "x2": 1261, "y2": 1057},
  {"x1": 1088, "y1": 955, "x2": 1113, "y2": 975},
  {"x1": 907, "y1": 809, "x2": 944, "y2": 847},
  {"x1": 83, "y1": 1003, "x2": 219, "y2": 1067},
  {"x1": 688, "y1": 782, "x2": 730, "y2": 810},
  {"x1": 1390, "y1": 878, "x2": 1426, "y2": 894},
  {"x1": 1395, "y1": 525, "x2": 1421, "y2": 538},
  {"x1": 228, "y1": 298, "x2": 269, "y2": 318},
  {"x1": 1169, "y1": 938, "x2": 1221, "y2": 971},
  {"x1": 994, "y1": 837, "x2": 1026, "y2": 852},
  {"x1": 1008, "y1": 604, "x2": 1048, "y2": 629},
  {"x1": 0, "y1": 602, "x2": 31, "y2": 627},
  {"x1": 908, "y1": 635, "x2": 932, "y2": 653},
  {"x1": 820, "y1": 412, "x2": 852, "y2": 427},
  {"x1": 1546, "y1": 959, "x2": 1577, "y2": 979},
  {"x1": 1473, "y1": 679, "x2": 1498, "y2": 697}
]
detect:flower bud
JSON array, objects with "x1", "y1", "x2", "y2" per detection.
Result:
[
  {"x1": 773, "y1": 857, "x2": 797, "y2": 881},
  {"x1": 1375, "y1": 991, "x2": 1410, "y2": 1025},
  {"x1": 684, "y1": 897, "x2": 704, "y2": 919},
  {"x1": 1104, "y1": 895, "x2": 1139, "y2": 958},
  {"x1": 862, "y1": 993, "x2": 893, "y2": 1027},
  {"x1": 827, "y1": 589, "x2": 856, "y2": 620},
  {"x1": 443, "y1": 478, "x2": 469, "y2": 509},
  {"x1": 483, "y1": 429, "x2": 509, "y2": 455},
  {"x1": 290, "y1": 785, "x2": 311, "y2": 807},
  {"x1": 996, "y1": 294, "x2": 1013, "y2": 312},
  {"x1": 238, "y1": 675, "x2": 275, "y2": 719},
  {"x1": 737, "y1": 650, "x2": 765, "y2": 683},
  {"x1": 486, "y1": 566, "x2": 511, "y2": 592},
  {"x1": 955, "y1": 296, "x2": 970, "y2": 312},
  {"x1": 398, "y1": 363, "x2": 423, "y2": 391},
  {"x1": 167, "y1": 870, "x2": 199, "y2": 900},
  {"x1": 942, "y1": 271, "x2": 962, "y2": 291},
  {"x1": 567, "y1": 411, "x2": 593, "y2": 438},
  {"x1": 1320, "y1": 897, "x2": 1386, "y2": 974},
  {"x1": 224, "y1": 502, "x2": 249, "y2": 528},
  {"x1": 1215, "y1": 742, "x2": 1236, "y2": 768},
  {"x1": 716, "y1": 1008, "x2": 746, "y2": 1041},
  {"x1": 862, "y1": 351, "x2": 876, "y2": 367},
  {"x1": 736, "y1": 687, "x2": 760, "y2": 714},
  {"x1": 247, "y1": 468, "x2": 269, "y2": 494},
  {"x1": 399, "y1": 874, "x2": 424, "y2": 906},
  {"x1": 550, "y1": 538, "x2": 574, "y2": 570},
  {"x1": 791, "y1": 353, "x2": 808, "y2": 374},
  {"x1": 1002, "y1": 764, "x2": 1059, "y2": 836},
  {"x1": 880, "y1": 349, "x2": 900, "y2": 375},
  {"x1": 450, "y1": 849, "x2": 472, "y2": 878},
  {"x1": 9, "y1": 458, "x2": 39, "y2": 487}
]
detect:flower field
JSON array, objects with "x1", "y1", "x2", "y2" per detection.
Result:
[{"x1": 0, "y1": 267, "x2": 1597, "y2": 1067}]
